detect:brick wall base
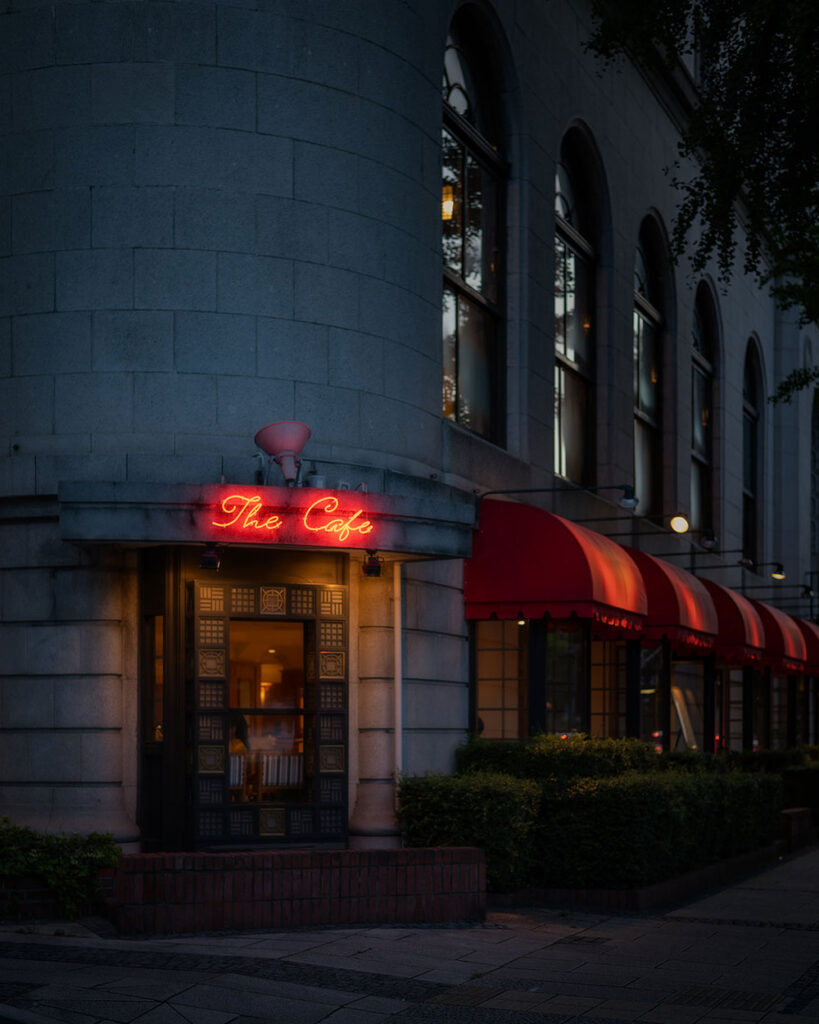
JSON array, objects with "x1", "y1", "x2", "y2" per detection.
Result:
[{"x1": 104, "y1": 847, "x2": 485, "y2": 935}]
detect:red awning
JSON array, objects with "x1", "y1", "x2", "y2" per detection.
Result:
[
  {"x1": 623, "y1": 549, "x2": 718, "y2": 654},
  {"x1": 464, "y1": 499, "x2": 647, "y2": 635},
  {"x1": 699, "y1": 578, "x2": 766, "y2": 664},
  {"x1": 749, "y1": 600, "x2": 807, "y2": 674},
  {"x1": 795, "y1": 618, "x2": 819, "y2": 675}
]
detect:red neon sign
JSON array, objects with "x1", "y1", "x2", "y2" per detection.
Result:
[{"x1": 211, "y1": 493, "x2": 374, "y2": 546}]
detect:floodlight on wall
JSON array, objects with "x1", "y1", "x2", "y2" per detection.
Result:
[
  {"x1": 362, "y1": 550, "x2": 383, "y2": 578},
  {"x1": 201, "y1": 544, "x2": 221, "y2": 571},
  {"x1": 254, "y1": 421, "x2": 311, "y2": 486}
]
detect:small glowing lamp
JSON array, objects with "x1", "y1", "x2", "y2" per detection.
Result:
[
  {"x1": 670, "y1": 514, "x2": 690, "y2": 534},
  {"x1": 441, "y1": 185, "x2": 454, "y2": 221},
  {"x1": 771, "y1": 563, "x2": 786, "y2": 580}
]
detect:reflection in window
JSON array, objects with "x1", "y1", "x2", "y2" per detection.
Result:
[
  {"x1": 671, "y1": 662, "x2": 704, "y2": 750},
  {"x1": 228, "y1": 620, "x2": 310, "y2": 803},
  {"x1": 639, "y1": 646, "x2": 665, "y2": 750},
  {"x1": 544, "y1": 622, "x2": 587, "y2": 735},
  {"x1": 554, "y1": 162, "x2": 594, "y2": 482},
  {"x1": 691, "y1": 291, "x2": 716, "y2": 534},
  {"x1": 743, "y1": 343, "x2": 762, "y2": 563},
  {"x1": 441, "y1": 26, "x2": 503, "y2": 441},
  {"x1": 633, "y1": 241, "x2": 662, "y2": 515}
]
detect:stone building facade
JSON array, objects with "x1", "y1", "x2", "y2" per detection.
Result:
[{"x1": 1, "y1": 0, "x2": 817, "y2": 852}]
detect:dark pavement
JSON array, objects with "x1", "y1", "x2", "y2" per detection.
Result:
[{"x1": 2, "y1": 846, "x2": 819, "y2": 1024}]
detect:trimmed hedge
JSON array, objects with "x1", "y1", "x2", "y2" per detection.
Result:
[
  {"x1": 456, "y1": 734, "x2": 657, "y2": 794},
  {"x1": 782, "y1": 764, "x2": 819, "y2": 823},
  {"x1": 740, "y1": 748, "x2": 807, "y2": 773},
  {"x1": 536, "y1": 772, "x2": 782, "y2": 888},
  {"x1": 0, "y1": 817, "x2": 121, "y2": 918},
  {"x1": 397, "y1": 772, "x2": 540, "y2": 892}
]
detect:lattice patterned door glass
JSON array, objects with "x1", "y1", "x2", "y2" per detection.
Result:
[{"x1": 191, "y1": 579, "x2": 347, "y2": 846}]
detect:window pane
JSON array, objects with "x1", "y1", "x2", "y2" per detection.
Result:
[
  {"x1": 671, "y1": 663, "x2": 704, "y2": 751},
  {"x1": 228, "y1": 620, "x2": 309, "y2": 804},
  {"x1": 545, "y1": 622, "x2": 587, "y2": 735},
  {"x1": 464, "y1": 154, "x2": 497, "y2": 300},
  {"x1": 743, "y1": 410, "x2": 756, "y2": 496},
  {"x1": 555, "y1": 363, "x2": 589, "y2": 483},
  {"x1": 634, "y1": 312, "x2": 659, "y2": 420},
  {"x1": 692, "y1": 365, "x2": 710, "y2": 458},
  {"x1": 690, "y1": 458, "x2": 711, "y2": 533},
  {"x1": 442, "y1": 287, "x2": 457, "y2": 421},
  {"x1": 635, "y1": 418, "x2": 658, "y2": 515},
  {"x1": 441, "y1": 129, "x2": 463, "y2": 276},
  {"x1": 639, "y1": 645, "x2": 664, "y2": 750},
  {"x1": 457, "y1": 296, "x2": 492, "y2": 437}
]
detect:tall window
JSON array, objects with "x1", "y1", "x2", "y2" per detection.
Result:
[
  {"x1": 554, "y1": 162, "x2": 594, "y2": 482},
  {"x1": 691, "y1": 287, "x2": 717, "y2": 533},
  {"x1": 811, "y1": 392, "x2": 819, "y2": 577},
  {"x1": 441, "y1": 22, "x2": 504, "y2": 441},
  {"x1": 633, "y1": 241, "x2": 662, "y2": 515},
  {"x1": 743, "y1": 343, "x2": 762, "y2": 563}
]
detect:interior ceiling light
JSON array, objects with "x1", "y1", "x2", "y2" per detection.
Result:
[{"x1": 516, "y1": 612, "x2": 526, "y2": 626}]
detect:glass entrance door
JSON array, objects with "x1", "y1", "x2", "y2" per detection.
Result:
[{"x1": 190, "y1": 579, "x2": 348, "y2": 848}]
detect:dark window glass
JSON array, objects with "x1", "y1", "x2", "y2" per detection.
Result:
[
  {"x1": 743, "y1": 345, "x2": 761, "y2": 562},
  {"x1": 690, "y1": 298, "x2": 715, "y2": 534},
  {"x1": 633, "y1": 248, "x2": 661, "y2": 518},
  {"x1": 545, "y1": 622, "x2": 587, "y2": 735},
  {"x1": 554, "y1": 163, "x2": 594, "y2": 484},
  {"x1": 441, "y1": 25, "x2": 503, "y2": 442}
]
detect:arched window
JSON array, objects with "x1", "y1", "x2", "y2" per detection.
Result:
[
  {"x1": 554, "y1": 157, "x2": 594, "y2": 483},
  {"x1": 691, "y1": 285, "x2": 718, "y2": 534},
  {"x1": 743, "y1": 342, "x2": 763, "y2": 563},
  {"x1": 633, "y1": 234, "x2": 663, "y2": 515},
  {"x1": 441, "y1": 18, "x2": 505, "y2": 442}
]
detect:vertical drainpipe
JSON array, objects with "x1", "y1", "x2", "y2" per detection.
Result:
[{"x1": 393, "y1": 561, "x2": 403, "y2": 798}]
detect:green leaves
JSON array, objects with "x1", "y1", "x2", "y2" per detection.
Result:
[
  {"x1": 587, "y1": 0, "x2": 819, "y2": 327},
  {"x1": 0, "y1": 817, "x2": 121, "y2": 919}
]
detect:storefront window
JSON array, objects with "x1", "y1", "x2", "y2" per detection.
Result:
[
  {"x1": 589, "y1": 639, "x2": 625, "y2": 738},
  {"x1": 228, "y1": 620, "x2": 310, "y2": 803},
  {"x1": 639, "y1": 646, "x2": 665, "y2": 750},
  {"x1": 670, "y1": 662, "x2": 704, "y2": 750},
  {"x1": 770, "y1": 675, "x2": 788, "y2": 749},
  {"x1": 474, "y1": 620, "x2": 527, "y2": 739},
  {"x1": 545, "y1": 621, "x2": 587, "y2": 735}
]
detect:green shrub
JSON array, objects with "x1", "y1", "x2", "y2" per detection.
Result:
[
  {"x1": 0, "y1": 817, "x2": 121, "y2": 919},
  {"x1": 782, "y1": 764, "x2": 819, "y2": 823},
  {"x1": 802, "y1": 745, "x2": 819, "y2": 763},
  {"x1": 740, "y1": 748, "x2": 807, "y2": 773},
  {"x1": 456, "y1": 734, "x2": 657, "y2": 795},
  {"x1": 397, "y1": 772, "x2": 540, "y2": 891},
  {"x1": 535, "y1": 771, "x2": 781, "y2": 888},
  {"x1": 656, "y1": 749, "x2": 740, "y2": 773}
]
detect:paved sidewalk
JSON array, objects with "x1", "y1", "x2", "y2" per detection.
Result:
[{"x1": 2, "y1": 847, "x2": 819, "y2": 1024}]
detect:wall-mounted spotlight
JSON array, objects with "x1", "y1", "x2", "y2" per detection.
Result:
[
  {"x1": 201, "y1": 544, "x2": 221, "y2": 571},
  {"x1": 254, "y1": 421, "x2": 311, "y2": 486},
  {"x1": 765, "y1": 562, "x2": 787, "y2": 580},
  {"x1": 669, "y1": 514, "x2": 690, "y2": 534},
  {"x1": 362, "y1": 550, "x2": 383, "y2": 578}
]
